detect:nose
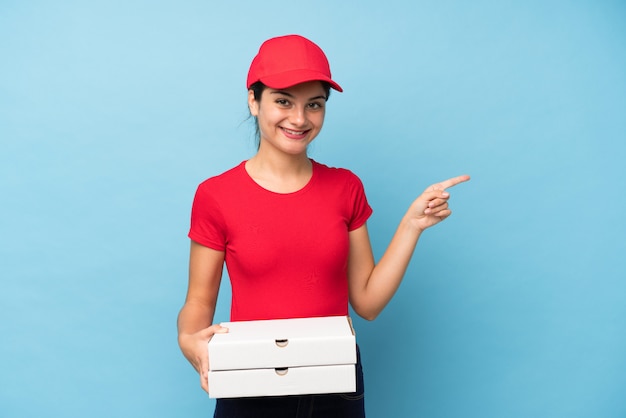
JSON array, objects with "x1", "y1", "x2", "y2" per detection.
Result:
[{"x1": 288, "y1": 106, "x2": 307, "y2": 127}]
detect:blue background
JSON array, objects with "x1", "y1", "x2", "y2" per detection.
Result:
[{"x1": 2, "y1": 1, "x2": 625, "y2": 417}]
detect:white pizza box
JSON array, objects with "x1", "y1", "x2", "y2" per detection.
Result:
[
  {"x1": 208, "y1": 316, "x2": 356, "y2": 371},
  {"x1": 208, "y1": 364, "x2": 356, "y2": 398},
  {"x1": 207, "y1": 316, "x2": 357, "y2": 398}
]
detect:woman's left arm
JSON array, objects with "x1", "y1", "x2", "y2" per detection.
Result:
[{"x1": 347, "y1": 175, "x2": 470, "y2": 320}]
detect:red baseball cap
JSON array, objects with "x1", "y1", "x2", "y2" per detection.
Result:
[{"x1": 246, "y1": 35, "x2": 343, "y2": 92}]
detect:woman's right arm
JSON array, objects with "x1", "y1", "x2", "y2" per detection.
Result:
[{"x1": 177, "y1": 240, "x2": 228, "y2": 393}]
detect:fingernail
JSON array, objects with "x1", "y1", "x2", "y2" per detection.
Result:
[{"x1": 442, "y1": 192, "x2": 449, "y2": 197}]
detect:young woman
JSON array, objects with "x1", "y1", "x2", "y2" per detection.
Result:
[{"x1": 178, "y1": 34, "x2": 469, "y2": 417}]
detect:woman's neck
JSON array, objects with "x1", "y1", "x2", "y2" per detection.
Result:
[{"x1": 245, "y1": 151, "x2": 313, "y2": 194}]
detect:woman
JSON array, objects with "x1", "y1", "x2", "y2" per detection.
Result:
[{"x1": 178, "y1": 34, "x2": 469, "y2": 417}]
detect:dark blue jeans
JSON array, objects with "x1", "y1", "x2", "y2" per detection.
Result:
[{"x1": 214, "y1": 346, "x2": 365, "y2": 418}]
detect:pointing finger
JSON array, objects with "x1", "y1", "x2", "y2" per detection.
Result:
[{"x1": 430, "y1": 174, "x2": 470, "y2": 191}]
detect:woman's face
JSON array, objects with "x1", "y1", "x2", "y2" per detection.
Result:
[{"x1": 248, "y1": 81, "x2": 328, "y2": 157}]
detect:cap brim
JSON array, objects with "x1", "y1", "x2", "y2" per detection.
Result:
[{"x1": 259, "y1": 69, "x2": 343, "y2": 92}]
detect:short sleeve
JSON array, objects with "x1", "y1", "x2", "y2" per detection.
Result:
[
  {"x1": 347, "y1": 173, "x2": 373, "y2": 231},
  {"x1": 188, "y1": 183, "x2": 227, "y2": 251}
]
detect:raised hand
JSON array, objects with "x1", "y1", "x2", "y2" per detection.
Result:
[{"x1": 408, "y1": 174, "x2": 470, "y2": 231}]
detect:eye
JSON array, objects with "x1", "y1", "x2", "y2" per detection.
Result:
[
  {"x1": 307, "y1": 101, "x2": 324, "y2": 110},
  {"x1": 275, "y1": 98, "x2": 290, "y2": 107}
]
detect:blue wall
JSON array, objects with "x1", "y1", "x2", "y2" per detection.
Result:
[{"x1": 1, "y1": 1, "x2": 625, "y2": 417}]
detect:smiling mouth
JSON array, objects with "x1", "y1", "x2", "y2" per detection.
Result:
[{"x1": 280, "y1": 127, "x2": 310, "y2": 139}]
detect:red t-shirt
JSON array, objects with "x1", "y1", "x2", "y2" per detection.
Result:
[{"x1": 188, "y1": 160, "x2": 373, "y2": 321}]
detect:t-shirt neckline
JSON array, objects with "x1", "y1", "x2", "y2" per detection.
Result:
[{"x1": 240, "y1": 159, "x2": 318, "y2": 196}]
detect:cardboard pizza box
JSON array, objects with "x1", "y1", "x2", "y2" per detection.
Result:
[{"x1": 207, "y1": 316, "x2": 356, "y2": 398}]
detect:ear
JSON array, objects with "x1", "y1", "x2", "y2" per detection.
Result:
[{"x1": 248, "y1": 90, "x2": 259, "y2": 117}]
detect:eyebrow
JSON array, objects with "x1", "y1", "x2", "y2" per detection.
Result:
[{"x1": 270, "y1": 90, "x2": 328, "y2": 101}]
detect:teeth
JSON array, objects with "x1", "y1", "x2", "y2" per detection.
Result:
[{"x1": 283, "y1": 128, "x2": 305, "y2": 135}]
